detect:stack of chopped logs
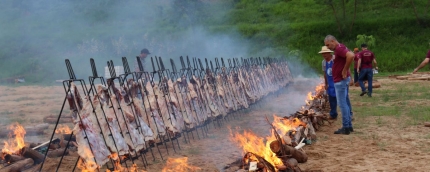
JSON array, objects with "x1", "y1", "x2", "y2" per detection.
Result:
[
  {"x1": 391, "y1": 72, "x2": 430, "y2": 81},
  {"x1": 0, "y1": 131, "x2": 78, "y2": 172},
  {"x1": 2, "y1": 56, "x2": 293, "y2": 172},
  {"x1": 241, "y1": 83, "x2": 332, "y2": 172}
]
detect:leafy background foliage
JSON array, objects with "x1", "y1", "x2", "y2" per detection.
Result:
[{"x1": 0, "y1": 0, "x2": 429, "y2": 84}]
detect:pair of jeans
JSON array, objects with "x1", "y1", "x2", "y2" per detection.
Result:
[
  {"x1": 334, "y1": 77, "x2": 352, "y2": 128},
  {"x1": 358, "y1": 68, "x2": 373, "y2": 95},
  {"x1": 353, "y1": 68, "x2": 359, "y2": 83},
  {"x1": 328, "y1": 95, "x2": 338, "y2": 118}
]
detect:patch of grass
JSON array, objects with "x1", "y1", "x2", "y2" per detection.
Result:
[
  {"x1": 377, "y1": 142, "x2": 388, "y2": 151},
  {"x1": 14, "y1": 96, "x2": 35, "y2": 102},
  {"x1": 10, "y1": 118, "x2": 26, "y2": 124},
  {"x1": 187, "y1": 147, "x2": 201, "y2": 155},
  {"x1": 375, "y1": 117, "x2": 385, "y2": 126},
  {"x1": 19, "y1": 113, "x2": 26, "y2": 117},
  {"x1": 0, "y1": 110, "x2": 13, "y2": 115}
]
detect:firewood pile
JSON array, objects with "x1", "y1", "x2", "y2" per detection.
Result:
[
  {"x1": 235, "y1": 83, "x2": 332, "y2": 172},
  {"x1": 2, "y1": 56, "x2": 293, "y2": 172},
  {"x1": 391, "y1": 72, "x2": 430, "y2": 81}
]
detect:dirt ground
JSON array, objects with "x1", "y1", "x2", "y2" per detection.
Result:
[{"x1": 1, "y1": 77, "x2": 430, "y2": 171}]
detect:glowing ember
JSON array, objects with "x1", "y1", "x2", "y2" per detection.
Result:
[
  {"x1": 55, "y1": 124, "x2": 72, "y2": 134},
  {"x1": 161, "y1": 157, "x2": 201, "y2": 172},
  {"x1": 2, "y1": 123, "x2": 26, "y2": 155}
]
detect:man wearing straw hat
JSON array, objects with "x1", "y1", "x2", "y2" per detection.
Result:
[
  {"x1": 319, "y1": 46, "x2": 338, "y2": 120},
  {"x1": 324, "y1": 35, "x2": 354, "y2": 135}
]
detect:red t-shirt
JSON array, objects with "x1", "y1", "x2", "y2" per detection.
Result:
[
  {"x1": 333, "y1": 44, "x2": 351, "y2": 83},
  {"x1": 426, "y1": 50, "x2": 430, "y2": 58},
  {"x1": 358, "y1": 50, "x2": 375, "y2": 69},
  {"x1": 354, "y1": 53, "x2": 359, "y2": 69}
]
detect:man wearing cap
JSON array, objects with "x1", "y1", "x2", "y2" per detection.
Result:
[
  {"x1": 324, "y1": 35, "x2": 354, "y2": 135},
  {"x1": 353, "y1": 48, "x2": 360, "y2": 84},
  {"x1": 357, "y1": 44, "x2": 378, "y2": 97},
  {"x1": 412, "y1": 42, "x2": 430, "y2": 73},
  {"x1": 135, "y1": 48, "x2": 151, "y2": 72}
]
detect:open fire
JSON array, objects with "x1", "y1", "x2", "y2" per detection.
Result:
[
  {"x1": 230, "y1": 82, "x2": 329, "y2": 171},
  {"x1": 161, "y1": 157, "x2": 201, "y2": 172},
  {"x1": 2, "y1": 123, "x2": 26, "y2": 156}
]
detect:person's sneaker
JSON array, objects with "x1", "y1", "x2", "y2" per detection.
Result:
[
  {"x1": 360, "y1": 91, "x2": 368, "y2": 96},
  {"x1": 367, "y1": 93, "x2": 372, "y2": 97},
  {"x1": 334, "y1": 128, "x2": 350, "y2": 135},
  {"x1": 348, "y1": 127, "x2": 354, "y2": 132}
]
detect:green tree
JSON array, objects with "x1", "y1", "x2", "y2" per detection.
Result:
[
  {"x1": 356, "y1": 34, "x2": 376, "y2": 48},
  {"x1": 410, "y1": 0, "x2": 430, "y2": 27},
  {"x1": 315, "y1": 0, "x2": 359, "y2": 35}
]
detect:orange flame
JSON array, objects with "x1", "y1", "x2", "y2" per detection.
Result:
[
  {"x1": 230, "y1": 115, "x2": 307, "y2": 169},
  {"x1": 77, "y1": 147, "x2": 97, "y2": 172},
  {"x1": 55, "y1": 124, "x2": 72, "y2": 134},
  {"x1": 2, "y1": 123, "x2": 26, "y2": 155},
  {"x1": 161, "y1": 157, "x2": 201, "y2": 172}
]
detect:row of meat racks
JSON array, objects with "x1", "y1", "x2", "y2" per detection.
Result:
[{"x1": 2, "y1": 55, "x2": 293, "y2": 172}]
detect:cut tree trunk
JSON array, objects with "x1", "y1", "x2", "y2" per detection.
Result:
[
  {"x1": 270, "y1": 140, "x2": 308, "y2": 163},
  {"x1": 0, "y1": 158, "x2": 34, "y2": 172},
  {"x1": 21, "y1": 147, "x2": 45, "y2": 164},
  {"x1": 4, "y1": 154, "x2": 26, "y2": 163}
]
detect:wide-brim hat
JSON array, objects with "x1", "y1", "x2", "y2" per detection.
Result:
[{"x1": 318, "y1": 46, "x2": 333, "y2": 54}]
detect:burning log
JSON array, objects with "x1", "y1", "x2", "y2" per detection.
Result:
[
  {"x1": 21, "y1": 147, "x2": 45, "y2": 164},
  {"x1": 1, "y1": 158, "x2": 34, "y2": 172},
  {"x1": 4, "y1": 154, "x2": 25, "y2": 164},
  {"x1": 242, "y1": 152, "x2": 275, "y2": 172},
  {"x1": 276, "y1": 158, "x2": 301, "y2": 172},
  {"x1": 269, "y1": 140, "x2": 308, "y2": 163}
]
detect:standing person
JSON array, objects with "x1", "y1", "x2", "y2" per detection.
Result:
[
  {"x1": 357, "y1": 44, "x2": 378, "y2": 97},
  {"x1": 412, "y1": 45, "x2": 430, "y2": 73},
  {"x1": 135, "y1": 48, "x2": 151, "y2": 72},
  {"x1": 319, "y1": 46, "x2": 338, "y2": 120},
  {"x1": 353, "y1": 48, "x2": 360, "y2": 84},
  {"x1": 324, "y1": 35, "x2": 354, "y2": 135}
]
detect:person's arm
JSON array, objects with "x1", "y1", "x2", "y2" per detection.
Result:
[
  {"x1": 342, "y1": 51, "x2": 354, "y2": 78},
  {"x1": 357, "y1": 58, "x2": 361, "y2": 73},
  {"x1": 373, "y1": 58, "x2": 378, "y2": 70},
  {"x1": 324, "y1": 72, "x2": 328, "y2": 90},
  {"x1": 413, "y1": 58, "x2": 429, "y2": 73}
]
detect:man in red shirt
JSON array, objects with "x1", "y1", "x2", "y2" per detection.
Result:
[
  {"x1": 357, "y1": 44, "x2": 378, "y2": 97},
  {"x1": 324, "y1": 35, "x2": 354, "y2": 135},
  {"x1": 353, "y1": 48, "x2": 360, "y2": 84}
]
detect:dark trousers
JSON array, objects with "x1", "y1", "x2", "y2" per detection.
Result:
[
  {"x1": 328, "y1": 95, "x2": 338, "y2": 118},
  {"x1": 359, "y1": 68, "x2": 373, "y2": 95},
  {"x1": 353, "y1": 68, "x2": 359, "y2": 83}
]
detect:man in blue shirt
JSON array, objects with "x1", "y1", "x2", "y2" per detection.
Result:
[
  {"x1": 319, "y1": 46, "x2": 354, "y2": 123},
  {"x1": 319, "y1": 46, "x2": 338, "y2": 119}
]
